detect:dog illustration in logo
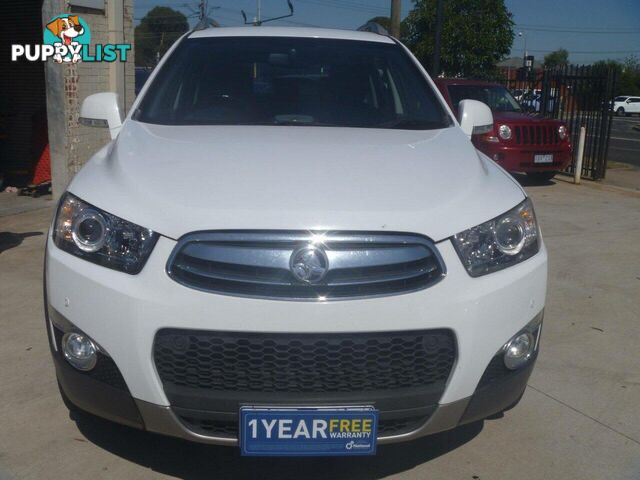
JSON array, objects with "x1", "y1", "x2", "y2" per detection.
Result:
[{"x1": 46, "y1": 15, "x2": 84, "y2": 63}]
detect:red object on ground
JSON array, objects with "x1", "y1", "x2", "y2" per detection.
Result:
[{"x1": 32, "y1": 144, "x2": 51, "y2": 185}]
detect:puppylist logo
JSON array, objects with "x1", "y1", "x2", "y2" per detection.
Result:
[{"x1": 11, "y1": 14, "x2": 131, "y2": 64}]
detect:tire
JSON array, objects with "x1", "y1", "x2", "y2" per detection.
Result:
[
  {"x1": 617, "y1": 107, "x2": 625, "y2": 116},
  {"x1": 527, "y1": 171, "x2": 556, "y2": 182}
]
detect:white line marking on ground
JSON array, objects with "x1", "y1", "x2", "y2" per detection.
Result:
[
  {"x1": 609, "y1": 146, "x2": 640, "y2": 152},
  {"x1": 528, "y1": 384, "x2": 640, "y2": 446},
  {"x1": 610, "y1": 136, "x2": 640, "y2": 142}
]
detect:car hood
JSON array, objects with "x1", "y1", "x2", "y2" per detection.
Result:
[
  {"x1": 492, "y1": 111, "x2": 562, "y2": 125},
  {"x1": 68, "y1": 120, "x2": 525, "y2": 242}
]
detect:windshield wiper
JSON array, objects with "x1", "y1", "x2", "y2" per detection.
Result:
[
  {"x1": 273, "y1": 115, "x2": 321, "y2": 126},
  {"x1": 380, "y1": 118, "x2": 445, "y2": 130},
  {"x1": 272, "y1": 120, "x2": 336, "y2": 127}
]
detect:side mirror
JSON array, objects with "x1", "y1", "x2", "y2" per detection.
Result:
[
  {"x1": 79, "y1": 92, "x2": 123, "y2": 139},
  {"x1": 458, "y1": 99, "x2": 494, "y2": 138}
]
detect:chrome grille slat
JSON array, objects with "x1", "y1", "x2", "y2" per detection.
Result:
[
  {"x1": 167, "y1": 231, "x2": 445, "y2": 300},
  {"x1": 326, "y1": 267, "x2": 435, "y2": 286},
  {"x1": 326, "y1": 245, "x2": 432, "y2": 269},
  {"x1": 181, "y1": 243, "x2": 291, "y2": 269},
  {"x1": 512, "y1": 124, "x2": 560, "y2": 146},
  {"x1": 173, "y1": 262, "x2": 292, "y2": 286}
]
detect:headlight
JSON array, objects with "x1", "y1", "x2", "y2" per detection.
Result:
[
  {"x1": 558, "y1": 125, "x2": 567, "y2": 140},
  {"x1": 452, "y1": 198, "x2": 539, "y2": 277},
  {"x1": 498, "y1": 124, "x2": 512, "y2": 140},
  {"x1": 53, "y1": 193, "x2": 158, "y2": 274}
]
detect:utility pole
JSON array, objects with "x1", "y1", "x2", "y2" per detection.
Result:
[
  {"x1": 390, "y1": 0, "x2": 401, "y2": 38},
  {"x1": 188, "y1": 0, "x2": 220, "y2": 29},
  {"x1": 432, "y1": 0, "x2": 443, "y2": 76},
  {"x1": 242, "y1": 0, "x2": 294, "y2": 26},
  {"x1": 518, "y1": 31, "x2": 527, "y2": 63}
]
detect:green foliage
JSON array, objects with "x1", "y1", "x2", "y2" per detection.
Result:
[
  {"x1": 593, "y1": 56, "x2": 640, "y2": 96},
  {"x1": 135, "y1": 7, "x2": 189, "y2": 67},
  {"x1": 402, "y1": 0, "x2": 514, "y2": 78},
  {"x1": 619, "y1": 56, "x2": 640, "y2": 96},
  {"x1": 543, "y1": 48, "x2": 569, "y2": 69}
]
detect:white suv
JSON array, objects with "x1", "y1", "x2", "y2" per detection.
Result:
[
  {"x1": 613, "y1": 95, "x2": 640, "y2": 116},
  {"x1": 45, "y1": 27, "x2": 546, "y2": 457}
]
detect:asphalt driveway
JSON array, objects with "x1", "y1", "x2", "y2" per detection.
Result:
[
  {"x1": 1, "y1": 178, "x2": 639, "y2": 480},
  {"x1": 609, "y1": 116, "x2": 640, "y2": 168}
]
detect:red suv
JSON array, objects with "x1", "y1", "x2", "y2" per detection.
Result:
[{"x1": 435, "y1": 79, "x2": 572, "y2": 181}]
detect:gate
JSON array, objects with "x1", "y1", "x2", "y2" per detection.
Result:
[{"x1": 504, "y1": 65, "x2": 617, "y2": 180}]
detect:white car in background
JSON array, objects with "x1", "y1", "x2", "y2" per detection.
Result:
[
  {"x1": 613, "y1": 95, "x2": 640, "y2": 116},
  {"x1": 45, "y1": 27, "x2": 547, "y2": 457}
]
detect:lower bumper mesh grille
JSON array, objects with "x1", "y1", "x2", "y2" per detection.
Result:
[{"x1": 154, "y1": 329, "x2": 456, "y2": 395}]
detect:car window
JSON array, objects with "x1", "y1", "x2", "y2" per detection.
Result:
[
  {"x1": 629, "y1": 98, "x2": 640, "y2": 103},
  {"x1": 135, "y1": 37, "x2": 452, "y2": 130},
  {"x1": 447, "y1": 84, "x2": 522, "y2": 112},
  {"x1": 615, "y1": 96, "x2": 629, "y2": 102}
]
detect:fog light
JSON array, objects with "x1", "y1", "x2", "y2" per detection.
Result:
[
  {"x1": 503, "y1": 332, "x2": 535, "y2": 370},
  {"x1": 62, "y1": 332, "x2": 97, "y2": 371}
]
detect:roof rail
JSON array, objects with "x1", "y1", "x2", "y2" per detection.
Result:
[
  {"x1": 357, "y1": 21, "x2": 389, "y2": 36},
  {"x1": 193, "y1": 17, "x2": 220, "y2": 31}
]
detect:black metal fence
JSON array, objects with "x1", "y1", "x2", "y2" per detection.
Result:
[{"x1": 503, "y1": 65, "x2": 617, "y2": 180}]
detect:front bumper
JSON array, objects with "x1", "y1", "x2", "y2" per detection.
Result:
[
  {"x1": 475, "y1": 141, "x2": 572, "y2": 173},
  {"x1": 45, "y1": 232, "x2": 547, "y2": 445},
  {"x1": 49, "y1": 310, "x2": 539, "y2": 445}
]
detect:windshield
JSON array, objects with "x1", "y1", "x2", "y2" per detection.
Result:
[
  {"x1": 134, "y1": 37, "x2": 451, "y2": 130},
  {"x1": 447, "y1": 84, "x2": 522, "y2": 113}
]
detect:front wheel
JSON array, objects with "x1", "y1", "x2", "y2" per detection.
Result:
[
  {"x1": 617, "y1": 107, "x2": 626, "y2": 116},
  {"x1": 527, "y1": 171, "x2": 556, "y2": 182}
]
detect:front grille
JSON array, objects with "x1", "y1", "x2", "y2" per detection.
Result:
[
  {"x1": 89, "y1": 356, "x2": 129, "y2": 390},
  {"x1": 178, "y1": 415, "x2": 238, "y2": 438},
  {"x1": 166, "y1": 231, "x2": 445, "y2": 300},
  {"x1": 154, "y1": 329, "x2": 456, "y2": 395},
  {"x1": 514, "y1": 125, "x2": 560, "y2": 145},
  {"x1": 176, "y1": 412, "x2": 432, "y2": 439}
]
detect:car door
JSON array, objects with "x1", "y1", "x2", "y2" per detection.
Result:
[{"x1": 628, "y1": 97, "x2": 640, "y2": 113}]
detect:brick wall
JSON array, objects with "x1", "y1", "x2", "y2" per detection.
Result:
[
  {"x1": 44, "y1": 0, "x2": 135, "y2": 197},
  {"x1": 123, "y1": 0, "x2": 136, "y2": 111},
  {"x1": 74, "y1": 8, "x2": 111, "y2": 176}
]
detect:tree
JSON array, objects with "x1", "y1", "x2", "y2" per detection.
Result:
[
  {"x1": 619, "y1": 55, "x2": 640, "y2": 95},
  {"x1": 593, "y1": 56, "x2": 640, "y2": 96},
  {"x1": 135, "y1": 7, "x2": 188, "y2": 67},
  {"x1": 544, "y1": 48, "x2": 569, "y2": 69},
  {"x1": 402, "y1": 0, "x2": 514, "y2": 78}
]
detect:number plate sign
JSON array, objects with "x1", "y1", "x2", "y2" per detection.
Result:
[
  {"x1": 240, "y1": 407, "x2": 378, "y2": 456},
  {"x1": 534, "y1": 154, "x2": 553, "y2": 164}
]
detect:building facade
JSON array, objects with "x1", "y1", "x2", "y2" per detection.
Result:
[{"x1": 43, "y1": 0, "x2": 135, "y2": 198}]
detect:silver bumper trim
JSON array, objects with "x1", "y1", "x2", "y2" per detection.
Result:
[{"x1": 135, "y1": 397, "x2": 471, "y2": 447}]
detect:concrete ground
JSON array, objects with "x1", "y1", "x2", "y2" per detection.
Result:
[
  {"x1": 1, "y1": 179, "x2": 639, "y2": 480},
  {"x1": 0, "y1": 191, "x2": 53, "y2": 217},
  {"x1": 604, "y1": 163, "x2": 640, "y2": 192}
]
